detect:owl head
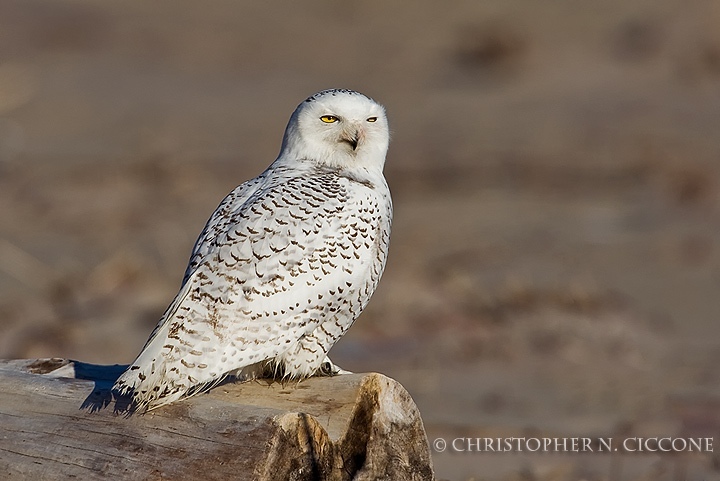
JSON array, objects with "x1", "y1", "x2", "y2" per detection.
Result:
[{"x1": 280, "y1": 89, "x2": 390, "y2": 171}]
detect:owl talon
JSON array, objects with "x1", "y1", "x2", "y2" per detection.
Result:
[{"x1": 318, "y1": 357, "x2": 352, "y2": 376}]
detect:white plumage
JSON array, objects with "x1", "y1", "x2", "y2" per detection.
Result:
[{"x1": 113, "y1": 89, "x2": 392, "y2": 411}]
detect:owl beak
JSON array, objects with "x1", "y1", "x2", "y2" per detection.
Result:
[{"x1": 341, "y1": 126, "x2": 364, "y2": 151}]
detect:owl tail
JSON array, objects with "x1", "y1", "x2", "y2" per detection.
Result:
[
  {"x1": 112, "y1": 281, "x2": 201, "y2": 412},
  {"x1": 112, "y1": 301, "x2": 269, "y2": 411},
  {"x1": 113, "y1": 340, "x2": 267, "y2": 413},
  {"x1": 112, "y1": 272, "x2": 282, "y2": 412},
  {"x1": 112, "y1": 326, "x2": 188, "y2": 412}
]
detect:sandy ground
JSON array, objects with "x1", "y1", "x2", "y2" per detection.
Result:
[{"x1": 2, "y1": 1, "x2": 720, "y2": 479}]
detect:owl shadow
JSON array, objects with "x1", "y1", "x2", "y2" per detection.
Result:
[{"x1": 75, "y1": 362, "x2": 135, "y2": 414}]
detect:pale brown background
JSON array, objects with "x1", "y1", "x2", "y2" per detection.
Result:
[{"x1": 1, "y1": 1, "x2": 720, "y2": 480}]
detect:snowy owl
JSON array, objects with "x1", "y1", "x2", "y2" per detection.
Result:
[{"x1": 113, "y1": 89, "x2": 392, "y2": 411}]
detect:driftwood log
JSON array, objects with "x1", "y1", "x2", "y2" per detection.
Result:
[{"x1": 0, "y1": 358, "x2": 434, "y2": 480}]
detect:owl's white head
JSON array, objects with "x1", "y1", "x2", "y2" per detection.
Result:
[{"x1": 279, "y1": 89, "x2": 389, "y2": 171}]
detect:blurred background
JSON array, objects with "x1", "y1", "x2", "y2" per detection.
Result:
[{"x1": 1, "y1": 1, "x2": 720, "y2": 479}]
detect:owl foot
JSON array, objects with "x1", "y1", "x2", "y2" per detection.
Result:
[{"x1": 318, "y1": 356, "x2": 352, "y2": 376}]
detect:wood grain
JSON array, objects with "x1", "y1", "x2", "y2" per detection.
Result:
[{"x1": 0, "y1": 359, "x2": 434, "y2": 480}]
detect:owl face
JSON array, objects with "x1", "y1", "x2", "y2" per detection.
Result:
[{"x1": 281, "y1": 89, "x2": 390, "y2": 170}]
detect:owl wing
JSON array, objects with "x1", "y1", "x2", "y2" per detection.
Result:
[
  {"x1": 182, "y1": 176, "x2": 265, "y2": 285},
  {"x1": 114, "y1": 171, "x2": 384, "y2": 410}
]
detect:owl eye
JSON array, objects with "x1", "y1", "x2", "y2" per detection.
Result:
[
  {"x1": 320, "y1": 115, "x2": 339, "y2": 123},
  {"x1": 366, "y1": 117, "x2": 378, "y2": 123}
]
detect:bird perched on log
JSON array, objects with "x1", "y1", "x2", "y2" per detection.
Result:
[{"x1": 113, "y1": 89, "x2": 392, "y2": 412}]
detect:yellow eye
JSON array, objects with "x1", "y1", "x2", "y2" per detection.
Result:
[
  {"x1": 320, "y1": 115, "x2": 339, "y2": 123},
  {"x1": 366, "y1": 117, "x2": 378, "y2": 123}
]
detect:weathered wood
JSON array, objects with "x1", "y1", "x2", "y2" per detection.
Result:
[{"x1": 0, "y1": 359, "x2": 434, "y2": 480}]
